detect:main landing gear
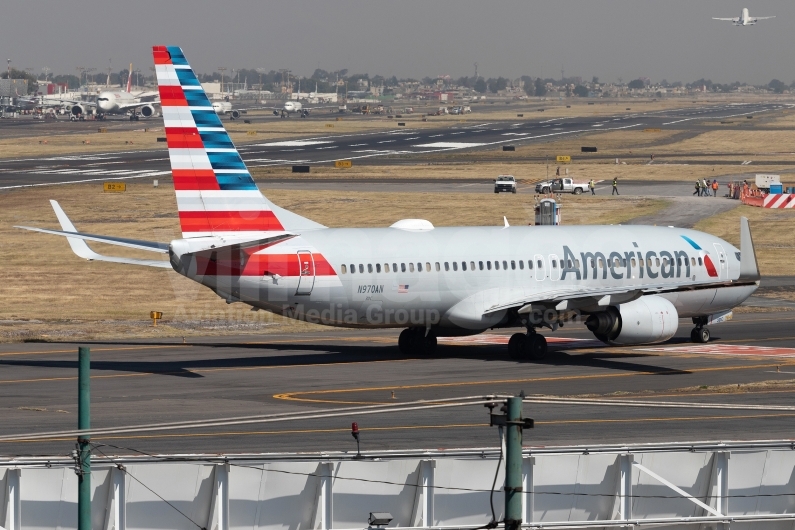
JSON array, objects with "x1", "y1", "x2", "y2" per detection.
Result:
[
  {"x1": 508, "y1": 330, "x2": 547, "y2": 360},
  {"x1": 398, "y1": 328, "x2": 437, "y2": 356},
  {"x1": 691, "y1": 317, "x2": 710, "y2": 343}
]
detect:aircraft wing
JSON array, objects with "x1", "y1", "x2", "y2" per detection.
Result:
[
  {"x1": 116, "y1": 100, "x2": 160, "y2": 111},
  {"x1": 754, "y1": 16, "x2": 775, "y2": 20},
  {"x1": 712, "y1": 17, "x2": 739, "y2": 21},
  {"x1": 15, "y1": 200, "x2": 171, "y2": 268}
]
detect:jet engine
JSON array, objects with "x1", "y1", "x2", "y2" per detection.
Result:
[
  {"x1": 139, "y1": 104, "x2": 155, "y2": 118},
  {"x1": 70, "y1": 104, "x2": 86, "y2": 118},
  {"x1": 230, "y1": 109, "x2": 240, "y2": 119},
  {"x1": 585, "y1": 295, "x2": 678, "y2": 345}
]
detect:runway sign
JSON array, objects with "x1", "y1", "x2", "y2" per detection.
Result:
[
  {"x1": 334, "y1": 160, "x2": 352, "y2": 169},
  {"x1": 556, "y1": 155, "x2": 571, "y2": 163},
  {"x1": 246, "y1": 130, "x2": 257, "y2": 136},
  {"x1": 325, "y1": 124, "x2": 334, "y2": 128},
  {"x1": 638, "y1": 344, "x2": 795, "y2": 358},
  {"x1": 644, "y1": 128, "x2": 661, "y2": 133},
  {"x1": 103, "y1": 182, "x2": 126, "y2": 193}
]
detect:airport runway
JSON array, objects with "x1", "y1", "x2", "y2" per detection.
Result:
[
  {"x1": 1, "y1": 307, "x2": 795, "y2": 456},
  {"x1": 0, "y1": 102, "x2": 784, "y2": 189}
]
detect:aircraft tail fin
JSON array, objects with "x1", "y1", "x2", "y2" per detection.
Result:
[
  {"x1": 126, "y1": 63, "x2": 133, "y2": 93},
  {"x1": 152, "y1": 45, "x2": 324, "y2": 238}
]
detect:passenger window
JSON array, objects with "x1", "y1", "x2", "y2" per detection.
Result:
[
  {"x1": 537, "y1": 260, "x2": 543, "y2": 268},
  {"x1": 519, "y1": 260, "x2": 524, "y2": 270},
  {"x1": 487, "y1": 261, "x2": 492, "y2": 270},
  {"x1": 385, "y1": 263, "x2": 390, "y2": 273},
  {"x1": 376, "y1": 264, "x2": 382, "y2": 273},
  {"x1": 359, "y1": 264, "x2": 364, "y2": 273},
  {"x1": 631, "y1": 258, "x2": 636, "y2": 267},
  {"x1": 511, "y1": 260, "x2": 516, "y2": 270},
  {"x1": 401, "y1": 263, "x2": 406, "y2": 272},
  {"x1": 646, "y1": 258, "x2": 652, "y2": 267},
  {"x1": 502, "y1": 260, "x2": 508, "y2": 269},
  {"x1": 575, "y1": 259, "x2": 580, "y2": 268},
  {"x1": 426, "y1": 262, "x2": 431, "y2": 271},
  {"x1": 479, "y1": 261, "x2": 484, "y2": 270},
  {"x1": 410, "y1": 263, "x2": 415, "y2": 272},
  {"x1": 417, "y1": 263, "x2": 422, "y2": 272},
  {"x1": 368, "y1": 264, "x2": 373, "y2": 273},
  {"x1": 462, "y1": 262, "x2": 467, "y2": 271},
  {"x1": 528, "y1": 260, "x2": 533, "y2": 270},
  {"x1": 656, "y1": 258, "x2": 660, "y2": 267},
  {"x1": 436, "y1": 262, "x2": 441, "y2": 272},
  {"x1": 613, "y1": 258, "x2": 619, "y2": 267},
  {"x1": 698, "y1": 257, "x2": 703, "y2": 266},
  {"x1": 598, "y1": 259, "x2": 603, "y2": 269},
  {"x1": 495, "y1": 261, "x2": 500, "y2": 270},
  {"x1": 552, "y1": 260, "x2": 557, "y2": 268},
  {"x1": 470, "y1": 261, "x2": 475, "y2": 271},
  {"x1": 341, "y1": 264, "x2": 347, "y2": 274},
  {"x1": 393, "y1": 263, "x2": 398, "y2": 272},
  {"x1": 690, "y1": 257, "x2": 695, "y2": 266},
  {"x1": 350, "y1": 264, "x2": 355, "y2": 273},
  {"x1": 444, "y1": 262, "x2": 449, "y2": 271},
  {"x1": 453, "y1": 262, "x2": 458, "y2": 271}
]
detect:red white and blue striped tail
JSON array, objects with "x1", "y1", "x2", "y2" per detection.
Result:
[{"x1": 153, "y1": 45, "x2": 288, "y2": 238}]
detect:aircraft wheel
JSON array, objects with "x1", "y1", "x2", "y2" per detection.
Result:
[
  {"x1": 692, "y1": 326, "x2": 710, "y2": 343},
  {"x1": 508, "y1": 333, "x2": 526, "y2": 359},
  {"x1": 525, "y1": 334, "x2": 548, "y2": 360},
  {"x1": 398, "y1": 328, "x2": 413, "y2": 355}
]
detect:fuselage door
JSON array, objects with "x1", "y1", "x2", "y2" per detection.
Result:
[
  {"x1": 713, "y1": 243, "x2": 728, "y2": 279},
  {"x1": 534, "y1": 254, "x2": 545, "y2": 281},
  {"x1": 296, "y1": 251, "x2": 315, "y2": 295}
]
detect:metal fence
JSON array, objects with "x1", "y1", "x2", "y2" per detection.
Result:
[{"x1": 2, "y1": 440, "x2": 795, "y2": 530}]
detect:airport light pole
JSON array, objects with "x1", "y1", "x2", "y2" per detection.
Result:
[
  {"x1": 76, "y1": 346, "x2": 91, "y2": 530},
  {"x1": 218, "y1": 67, "x2": 227, "y2": 95}
]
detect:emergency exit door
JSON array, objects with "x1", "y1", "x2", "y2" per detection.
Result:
[{"x1": 296, "y1": 251, "x2": 315, "y2": 295}]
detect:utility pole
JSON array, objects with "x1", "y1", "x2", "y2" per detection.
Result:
[
  {"x1": 487, "y1": 394, "x2": 533, "y2": 530},
  {"x1": 474, "y1": 62, "x2": 478, "y2": 80},
  {"x1": 77, "y1": 346, "x2": 91, "y2": 530},
  {"x1": 218, "y1": 67, "x2": 227, "y2": 94}
]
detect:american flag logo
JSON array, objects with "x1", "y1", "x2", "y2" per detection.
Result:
[{"x1": 398, "y1": 284, "x2": 409, "y2": 293}]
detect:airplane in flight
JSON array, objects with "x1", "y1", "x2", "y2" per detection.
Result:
[
  {"x1": 69, "y1": 64, "x2": 160, "y2": 121},
  {"x1": 713, "y1": 8, "x2": 775, "y2": 26},
  {"x1": 17, "y1": 45, "x2": 762, "y2": 359}
]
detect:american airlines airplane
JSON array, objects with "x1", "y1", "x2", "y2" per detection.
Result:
[
  {"x1": 713, "y1": 8, "x2": 775, "y2": 26},
  {"x1": 17, "y1": 46, "x2": 762, "y2": 359},
  {"x1": 70, "y1": 64, "x2": 160, "y2": 121}
]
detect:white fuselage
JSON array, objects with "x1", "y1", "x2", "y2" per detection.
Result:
[
  {"x1": 96, "y1": 91, "x2": 137, "y2": 113},
  {"x1": 283, "y1": 101, "x2": 303, "y2": 113},
  {"x1": 740, "y1": 8, "x2": 752, "y2": 25},
  {"x1": 169, "y1": 224, "x2": 756, "y2": 334}
]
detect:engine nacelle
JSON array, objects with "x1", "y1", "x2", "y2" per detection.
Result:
[
  {"x1": 139, "y1": 104, "x2": 155, "y2": 118},
  {"x1": 70, "y1": 104, "x2": 85, "y2": 116},
  {"x1": 586, "y1": 295, "x2": 678, "y2": 345},
  {"x1": 230, "y1": 109, "x2": 240, "y2": 119}
]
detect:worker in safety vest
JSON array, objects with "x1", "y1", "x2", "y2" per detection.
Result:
[
  {"x1": 711, "y1": 179, "x2": 719, "y2": 197},
  {"x1": 589, "y1": 179, "x2": 596, "y2": 195},
  {"x1": 612, "y1": 177, "x2": 619, "y2": 195}
]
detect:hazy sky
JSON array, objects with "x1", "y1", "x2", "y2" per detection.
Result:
[{"x1": 3, "y1": 1, "x2": 793, "y2": 84}]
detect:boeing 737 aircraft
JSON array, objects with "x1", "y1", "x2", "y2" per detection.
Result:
[
  {"x1": 17, "y1": 45, "x2": 762, "y2": 359},
  {"x1": 713, "y1": 8, "x2": 775, "y2": 26}
]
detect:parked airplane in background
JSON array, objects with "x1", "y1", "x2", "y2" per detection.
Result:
[
  {"x1": 713, "y1": 8, "x2": 775, "y2": 26},
  {"x1": 70, "y1": 64, "x2": 160, "y2": 121},
  {"x1": 17, "y1": 45, "x2": 763, "y2": 359}
]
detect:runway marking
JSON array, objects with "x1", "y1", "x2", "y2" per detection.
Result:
[
  {"x1": 256, "y1": 140, "x2": 333, "y2": 147},
  {"x1": 414, "y1": 142, "x2": 486, "y2": 149},
  {"x1": 638, "y1": 344, "x2": 795, "y2": 358},
  {"x1": 0, "y1": 171, "x2": 171, "y2": 190},
  {"x1": 438, "y1": 335, "x2": 599, "y2": 348},
  {"x1": 273, "y1": 362, "x2": 793, "y2": 404}
]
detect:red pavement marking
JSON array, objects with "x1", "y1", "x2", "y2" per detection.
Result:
[
  {"x1": 438, "y1": 335, "x2": 598, "y2": 347},
  {"x1": 638, "y1": 344, "x2": 795, "y2": 358}
]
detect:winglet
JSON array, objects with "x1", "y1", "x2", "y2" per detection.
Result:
[
  {"x1": 50, "y1": 199, "x2": 95, "y2": 260},
  {"x1": 738, "y1": 217, "x2": 761, "y2": 281},
  {"x1": 503, "y1": 216, "x2": 510, "y2": 228}
]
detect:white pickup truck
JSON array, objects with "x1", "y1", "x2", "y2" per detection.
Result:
[
  {"x1": 534, "y1": 177, "x2": 589, "y2": 195},
  {"x1": 494, "y1": 175, "x2": 517, "y2": 193}
]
